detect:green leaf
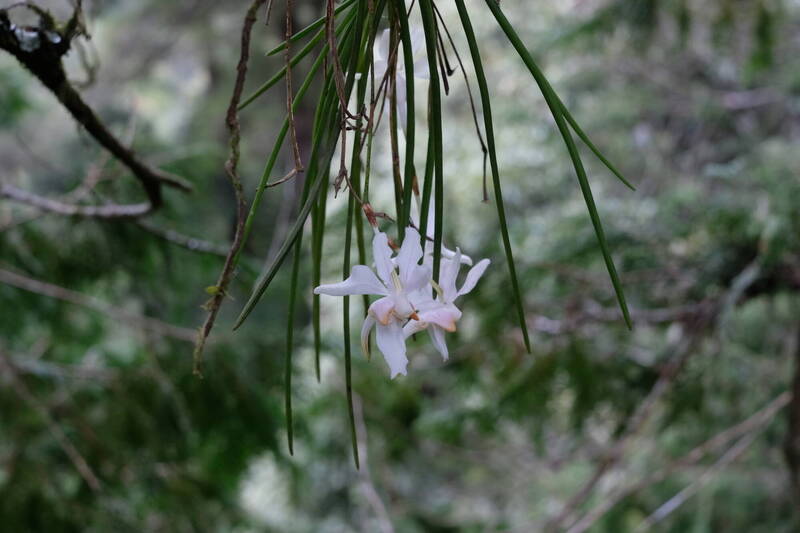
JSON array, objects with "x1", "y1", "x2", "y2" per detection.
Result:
[
  {"x1": 484, "y1": 0, "x2": 632, "y2": 329},
  {"x1": 455, "y1": 0, "x2": 532, "y2": 353}
]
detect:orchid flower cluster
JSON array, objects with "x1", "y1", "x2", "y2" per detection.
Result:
[{"x1": 315, "y1": 225, "x2": 489, "y2": 378}]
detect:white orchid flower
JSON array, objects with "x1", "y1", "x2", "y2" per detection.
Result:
[
  {"x1": 314, "y1": 227, "x2": 431, "y2": 378},
  {"x1": 404, "y1": 248, "x2": 490, "y2": 361},
  {"x1": 372, "y1": 26, "x2": 429, "y2": 131}
]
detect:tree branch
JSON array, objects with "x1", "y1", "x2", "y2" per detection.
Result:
[
  {"x1": 1, "y1": 183, "x2": 152, "y2": 218},
  {"x1": 193, "y1": 0, "x2": 267, "y2": 375},
  {"x1": 0, "y1": 3, "x2": 191, "y2": 209}
]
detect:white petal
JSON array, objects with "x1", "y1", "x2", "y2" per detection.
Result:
[
  {"x1": 442, "y1": 246, "x2": 473, "y2": 266},
  {"x1": 404, "y1": 264, "x2": 432, "y2": 294},
  {"x1": 396, "y1": 79, "x2": 408, "y2": 131},
  {"x1": 375, "y1": 29, "x2": 390, "y2": 64},
  {"x1": 313, "y1": 265, "x2": 388, "y2": 296},
  {"x1": 373, "y1": 58, "x2": 388, "y2": 82},
  {"x1": 418, "y1": 304, "x2": 461, "y2": 333},
  {"x1": 413, "y1": 57, "x2": 430, "y2": 80},
  {"x1": 409, "y1": 28, "x2": 430, "y2": 80},
  {"x1": 368, "y1": 296, "x2": 396, "y2": 325},
  {"x1": 457, "y1": 258, "x2": 490, "y2": 297},
  {"x1": 376, "y1": 321, "x2": 408, "y2": 378},
  {"x1": 396, "y1": 226, "x2": 423, "y2": 285},
  {"x1": 428, "y1": 325, "x2": 449, "y2": 361},
  {"x1": 372, "y1": 231, "x2": 395, "y2": 285},
  {"x1": 441, "y1": 251, "x2": 462, "y2": 302},
  {"x1": 361, "y1": 315, "x2": 376, "y2": 359},
  {"x1": 403, "y1": 318, "x2": 427, "y2": 339}
]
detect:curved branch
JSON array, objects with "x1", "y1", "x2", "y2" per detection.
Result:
[
  {"x1": 193, "y1": 0, "x2": 266, "y2": 374},
  {"x1": 0, "y1": 4, "x2": 191, "y2": 208},
  {"x1": 1, "y1": 183, "x2": 152, "y2": 218}
]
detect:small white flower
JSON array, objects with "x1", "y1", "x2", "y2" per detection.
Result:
[
  {"x1": 314, "y1": 227, "x2": 430, "y2": 378},
  {"x1": 404, "y1": 248, "x2": 490, "y2": 361}
]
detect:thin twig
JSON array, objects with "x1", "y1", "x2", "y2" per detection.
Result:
[
  {"x1": 193, "y1": 0, "x2": 267, "y2": 375},
  {"x1": 0, "y1": 267, "x2": 197, "y2": 342},
  {"x1": 284, "y1": 0, "x2": 304, "y2": 179},
  {"x1": 1, "y1": 183, "x2": 152, "y2": 218},
  {"x1": 567, "y1": 391, "x2": 792, "y2": 533},
  {"x1": 0, "y1": 349, "x2": 102, "y2": 492},
  {"x1": 134, "y1": 219, "x2": 229, "y2": 257}
]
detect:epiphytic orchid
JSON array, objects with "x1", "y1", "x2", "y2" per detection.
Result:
[{"x1": 314, "y1": 227, "x2": 430, "y2": 378}]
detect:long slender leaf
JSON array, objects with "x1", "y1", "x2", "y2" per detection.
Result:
[
  {"x1": 558, "y1": 99, "x2": 636, "y2": 191},
  {"x1": 239, "y1": 6, "x2": 357, "y2": 111},
  {"x1": 419, "y1": 0, "x2": 444, "y2": 282},
  {"x1": 484, "y1": 0, "x2": 632, "y2": 329},
  {"x1": 284, "y1": 236, "x2": 302, "y2": 454},
  {"x1": 394, "y1": 0, "x2": 416, "y2": 239},
  {"x1": 455, "y1": 0, "x2": 532, "y2": 353}
]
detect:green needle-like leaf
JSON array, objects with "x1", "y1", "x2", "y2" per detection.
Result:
[
  {"x1": 455, "y1": 0, "x2": 532, "y2": 353},
  {"x1": 284, "y1": 237, "x2": 302, "y2": 455},
  {"x1": 239, "y1": 6, "x2": 357, "y2": 111},
  {"x1": 558, "y1": 99, "x2": 636, "y2": 191},
  {"x1": 394, "y1": 0, "x2": 416, "y2": 239},
  {"x1": 484, "y1": 0, "x2": 632, "y2": 329},
  {"x1": 419, "y1": 0, "x2": 444, "y2": 283}
]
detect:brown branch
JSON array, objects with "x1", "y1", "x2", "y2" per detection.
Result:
[
  {"x1": 284, "y1": 0, "x2": 304, "y2": 177},
  {"x1": 0, "y1": 268, "x2": 197, "y2": 342},
  {"x1": 0, "y1": 3, "x2": 191, "y2": 209},
  {"x1": 134, "y1": 219, "x2": 229, "y2": 257},
  {"x1": 0, "y1": 349, "x2": 102, "y2": 492},
  {"x1": 1, "y1": 183, "x2": 152, "y2": 218},
  {"x1": 193, "y1": 0, "x2": 267, "y2": 375}
]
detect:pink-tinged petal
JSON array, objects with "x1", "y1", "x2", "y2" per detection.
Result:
[
  {"x1": 361, "y1": 315, "x2": 376, "y2": 360},
  {"x1": 376, "y1": 321, "x2": 408, "y2": 378},
  {"x1": 396, "y1": 227, "x2": 423, "y2": 285},
  {"x1": 404, "y1": 264, "x2": 432, "y2": 294},
  {"x1": 457, "y1": 258, "x2": 490, "y2": 298},
  {"x1": 403, "y1": 318, "x2": 427, "y2": 339},
  {"x1": 314, "y1": 265, "x2": 388, "y2": 296},
  {"x1": 372, "y1": 231, "x2": 395, "y2": 285},
  {"x1": 418, "y1": 304, "x2": 461, "y2": 333},
  {"x1": 368, "y1": 296, "x2": 396, "y2": 325},
  {"x1": 428, "y1": 325, "x2": 449, "y2": 361}
]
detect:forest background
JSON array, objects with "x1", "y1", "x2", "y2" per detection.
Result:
[{"x1": 1, "y1": 0, "x2": 799, "y2": 531}]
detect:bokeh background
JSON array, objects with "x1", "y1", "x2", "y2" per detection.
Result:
[{"x1": 2, "y1": 0, "x2": 799, "y2": 531}]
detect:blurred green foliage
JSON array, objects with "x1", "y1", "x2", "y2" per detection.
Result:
[{"x1": 1, "y1": 0, "x2": 799, "y2": 531}]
